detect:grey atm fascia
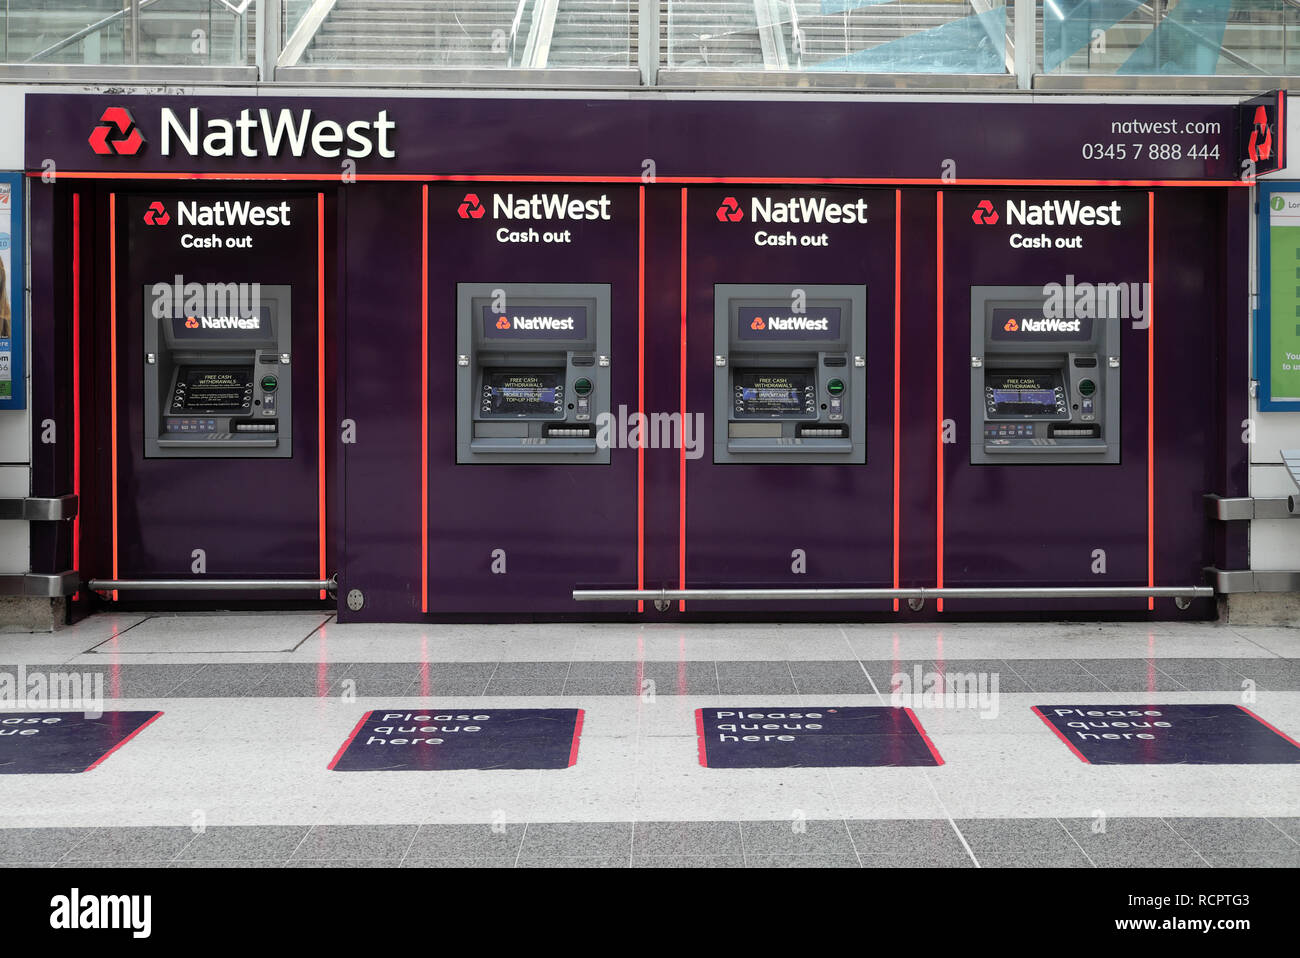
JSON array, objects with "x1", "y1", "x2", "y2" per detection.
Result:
[
  {"x1": 970, "y1": 285, "x2": 1120, "y2": 465},
  {"x1": 714, "y1": 283, "x2": 866, "y2": 464},
  {"x1": 456, "y1": 283, "x2": 611, "y2": 465},
  {"x1": 143, "y1": 284, "x2": 292, "y2": 459}
]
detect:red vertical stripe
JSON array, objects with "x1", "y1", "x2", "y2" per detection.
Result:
[
  {"x1": 108, "y1": 193, "x2": 118, "y2": 602},
  {"x1": 935, "y1": 192, "x2": 944, "y2": 613},
  {"x1": 678, "y1": 188, "x2": 688, "y2": 612},
  {"x1": 1278, "y1": 91, "x2": 1286, "y2": 166},
  {"x1": 893, "y1": 190, "x2": 902, "y2": 611},
  {"x1": 637, "y1": 185, "x2": 645, "y2": 613},
  {"x1": 1147, "y1": 191, "x2": 1155, "y2": 611},
  {"x1": 421, "y1": 185, "x2": 429, "y2": 614},
  {"x1": 317, "y1": 193, "x2": 327, "y2": 600},
  {"x1": 71, "y1": 193, "x2": 81, "y2": 600}
]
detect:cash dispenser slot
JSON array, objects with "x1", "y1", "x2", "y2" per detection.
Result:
[
  {"x1": 456, "y1": 284, "x2": 612, "y2": 465},
  {"x1": 144, "y1": 285, "x2": 292, "y2": 459},
  {"x1": 713, "y1": 284, "x2": 867, "y2": 464},
  {"x1": 970, "y1": 286, "x2": 1120, "y2": 465}
]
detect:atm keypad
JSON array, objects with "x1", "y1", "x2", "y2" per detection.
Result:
[
  {"x1": 166, "y1": 418, "x2": 217, "y2": 433},
  {"x1": 985, "y1": 424, "x2": 1035, "y2": 439}
]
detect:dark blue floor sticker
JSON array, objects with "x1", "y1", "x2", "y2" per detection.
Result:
[
  {"x1": 328, "y1": 709, "x2": 585, "y2": 771},
  {"x1": 0, "y1": 711, "x2": 163, "y2": 774},
  {"x1": 695, "y1": 707, "x2": 943, "y2": 768},
  {"x1": 1032, "y1": 704, "x2": 1300, "y2": 765}
]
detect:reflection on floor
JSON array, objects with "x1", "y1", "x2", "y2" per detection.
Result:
[{"x1": 0, "y1": 613, "x2": 1296, "y2": 867}]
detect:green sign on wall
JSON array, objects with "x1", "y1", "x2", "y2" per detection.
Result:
[{"x1": 1268, "y1": 191, "x2": 1300, "y2": 404}]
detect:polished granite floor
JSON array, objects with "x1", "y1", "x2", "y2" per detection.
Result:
[{"x1": 0, "y1": 613, "x2": 1297, "y2": 868}]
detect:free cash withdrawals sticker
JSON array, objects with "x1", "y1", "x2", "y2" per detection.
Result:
[
  {"x1": 695, "y1": 706, "x2": 942, "y2": 768},
  {"x1": 1032, "y1": 704, "x2": 1300, "y2": 764},
  {"x1": 0, "y1": 711, "x2": 163, "y2": 773},
  {"x1": 328, "y1": 709, "x2": 584, "y2": 771}
]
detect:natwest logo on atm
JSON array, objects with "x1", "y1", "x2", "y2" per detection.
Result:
[
  {"x1": 1005, "y1": 198, "x2": 1123, "y2": 227},
  {"x1": 175, "y1": 199, "x2": 292, "y2": 227},
  {"x1": 489, "y1": 192, "x2": 612, "y2": 221},
  {"x1": 749, "y1": 195, "x2": 869, "y2": 225}
]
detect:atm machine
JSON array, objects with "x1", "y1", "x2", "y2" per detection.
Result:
[
  {"x1": 970, "y1": 285, "x2": 1119, "y2": 465},
  {"x1": 456, "y1": 283, "x2": 611, "y2": 465},
  {"x1": 143, "y1": 284, "x2": 292, "y2": 458},
  {"x1": 713, "y1": 284, "x2": 866, "y2": 464}
]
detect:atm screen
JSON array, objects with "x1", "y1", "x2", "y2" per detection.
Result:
[
  {"x1": 173, "y1": 366, "x2": 253, "y2": 411},
  {"x1": 733, "y1": 371, "x2": 812, "y2": 417},
  {"x1": 482, "y1": 369, "x2": 564, "y2": 416},
  {"x1": 987, "y1": 371, "x2": 1062, "y2": 415}
]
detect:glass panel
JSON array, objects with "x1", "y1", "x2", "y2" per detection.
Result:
[
  {"x1": 137, "y1": 0, "x2": 254, "y2": 66},
  {"x1": 283, "y1": 0, "x2": 315, "y2": 40},
  {"x1": 2, "y1": 1, "x2": 252, "y2": 66},
  {"x1": 1042, "y1": 0, "x2": 1300, "y2": 76},
  {"x1": 546, "y1": 0, "x2": 635, "y2": 67},
  {"x1": 296, "y1": 0, "x2": 582, "y2": 69},
  {"x1": 664, "y1": 0, "x2": 1009, "y2": 74},
  {"x1": 2, "y1": 1, "x2": 126, "y2": 64}
]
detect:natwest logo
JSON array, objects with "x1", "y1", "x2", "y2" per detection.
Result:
[
  {"x1": 717, "y1": 197, "x2": 745, "y2": 222},
  {"x1": 89, "y1": 107, "x2": 145, "y2": 156},
  {"x1": 749, "y1": 315, "x2": 830, "y2": 332},
  {"x1": 510, "y1": 315, "x2": 575, "y2": 331},
  {"x1": 459, "y1": 194, "x2": 486, "y2": 219},
  {"x1": 194, "y1": 315, "x2": 261, "y2": 330},
  {"x1": 143, "y1": 201, "x2": 170, "y2": 226},
  {"x1": 971, "y1": 200, "x2": 999, "y2": 225},
  {"x1": 177, "y1": 199, "x2": 291, "y2": 227},
  {"x1": 495, "y1": 316, "x2": 511, "y2": 329},
  {"x1": 1005, "y1": 317, "x2": 1082, "y2": 334},
  {"x1": 751, "y1": 195, "x2": 868, "y2": 225},
  {"x1": 491, "y1": 193, "x2": 611, "y2": 221},
  {"x1": 768, "y1": 317, "x2": 829, "y2": 332},
  {"x1": 1007, "y1": 198, "x2": 1122, "y2": 227},
  {"x1": 184, "y1": 317, "x2": 200, "y2": 329},
  {"x1": 160, "y1": 107, "x2": 396, "y2": 159}
]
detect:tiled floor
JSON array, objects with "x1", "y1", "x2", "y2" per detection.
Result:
[{"x1": 0, "y1": 613, "x2": 1297, "y2": 868}]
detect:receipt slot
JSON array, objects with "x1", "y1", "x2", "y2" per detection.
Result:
[
  {"x1": 714, "y1": 284, "x2": 866, "y2": 464},
  {"x1": 970, "y1": 285, "x2": 1119, "y2": 465},
  {"x1": 456, "y1": 283, "x2": 611, "y2": 464},
  {"x1": 143, "y1": 284, "x2": 292, "y2": 458}
]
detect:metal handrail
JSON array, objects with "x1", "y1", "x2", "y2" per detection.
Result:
[
  {"x1": 26, "y1": 0, "x2": 251, "y2": 65},
  {"x1": 28, "y1": 0, "x2": 164, "y2": 62},
  {"x1": 573, "y1": 585, "x2": 1215, "y2": 602},
  {"x1": 88, "y1": 576, "x2": 337, "y2": 593}
]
